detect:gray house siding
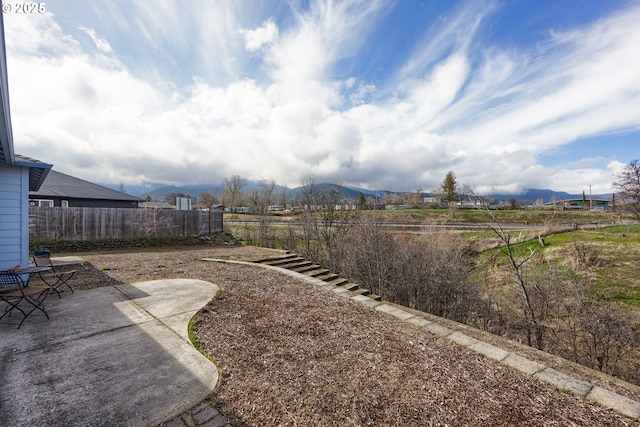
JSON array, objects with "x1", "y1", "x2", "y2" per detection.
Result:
[
  {"x1": 30, "y1": 197, "x2": 139, "y2": 209},
  {"x1": 0, "y1": 164, "x2": 29, "y2": 267}
]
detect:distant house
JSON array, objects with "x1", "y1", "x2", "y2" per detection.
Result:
[
  {"x1": 29, "y1": 170, "x2": 142, "y2": 208},
  {"x1": 0, "y1": 14, "x2": 52, "y2": 269},
  {"x1": 139, "y1": 201, "x2": 175, "y2": 209},
  {"x1": 423, "y1": 194, "x2": 444, "y2": 205}
]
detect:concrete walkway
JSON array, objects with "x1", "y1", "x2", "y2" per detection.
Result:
[{"x1": 0, "y1": 279, "x2": 220, "y2": 426}]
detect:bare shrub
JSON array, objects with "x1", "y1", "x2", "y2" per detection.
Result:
[
  {"x1": 279, "y1": 223, "x2": 301, "y2": 253},
  {"x1": 338, "y1": 216, "x2": 480, "y2": 324},
  {"x1": 554, "y1": 279, "x2": 640, "y2": 379},
  {"x1": 397, "y1": 232, "x2": 480, "y2": 323},
  {"x1": 577, "y1": 300, "x2": 639, "y2": 377},
  {"x1": 566, "y1": 240, "x2": 606, "y2": 271},
  {"x1": 338, "y1": 214, "x2": 400, "y2": 298}
]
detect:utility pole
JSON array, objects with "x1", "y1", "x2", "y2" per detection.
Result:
[{"x1": 589, "y1": 185, "x2": 592, "y2": 210}]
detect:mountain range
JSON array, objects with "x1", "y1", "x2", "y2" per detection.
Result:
[{"x1": 103, "y1": 182, "x2": 612, "y2": 205}]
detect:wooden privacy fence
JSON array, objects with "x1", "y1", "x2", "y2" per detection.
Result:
[{"x1": 29, "y1": 207, "x2": 223, "y2": 241}]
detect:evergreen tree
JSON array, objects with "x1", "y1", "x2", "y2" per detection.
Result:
[
  {"x1": 441, "y1": 171, "x2": 459, "y2": 203},
  {"x1": 357, "y1": 192, "x2": 366, "y2": 208}
]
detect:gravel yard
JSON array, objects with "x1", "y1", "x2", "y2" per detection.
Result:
[{"x1": 73, "y1": 245, "x2": 639, "y2": 426}]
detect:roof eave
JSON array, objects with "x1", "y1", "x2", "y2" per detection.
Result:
[{"x1": 13, "y1": 156, "x2": 53, "y2": 191}]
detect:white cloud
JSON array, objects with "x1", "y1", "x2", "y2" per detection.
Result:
[
  {"x1": 240, "y1": 19, "x2": 278, "y2": 52},
  {"x1": 77, "y1": 26, "x2": 113, "y2": 53},
  {"x1": 4, "y1": 1, "x2": 640, "y2": 196},
  {"x1": 4, "y1": 9, "x2": 77, "y2": 55}
]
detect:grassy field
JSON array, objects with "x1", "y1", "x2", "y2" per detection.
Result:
[
  {"x1": 473, "y1": 223, "x2": 640, "y2": 308},
  {"x1": 542, "y1": 225, "x2": 640, "y2": 307},
  {"x1": 228, "y1": 207, "x2": 630, "y2": 226}
]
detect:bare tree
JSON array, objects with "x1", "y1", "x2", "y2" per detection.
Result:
[
  {"x1": 296, "y1": 180, "x2": 355, "y2": 271},
  {"x1": 613, "y1": 160, "x2": 640, "y2": 222},
  {"x1": 475, "y1": 193, "x2": 553, "y2": 350},
  {"x1": 279, "y1": 183, "x2": 288, "y2": 210},
  {"x1": 315, "y1": 184, "x2": 355, "y2": 272},
  {"x1": 253, "y1": 179, "x2": 276, "y2": 247},
  {"x1": 413, "y1": 188, "x2": 423, "y2": 207},
  {"x1": 297, "y1": 178, "x2": 320, "y2": 259},
  {"x1": 381, "y1": 192, "x2": 404, "y2": 206},
  {"x1": 222, "y1": 175, "x2": 246, "y2": 211}
]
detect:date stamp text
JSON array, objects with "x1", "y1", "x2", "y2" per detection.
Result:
[{"x1": 2, "y1": 3, "x2": 46, "y2": 14}]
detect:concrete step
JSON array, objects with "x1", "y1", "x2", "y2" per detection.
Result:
[
  {"x1": 264, "y1": 257, "x2": 306, "y2": 267},
  {"x1": 294, "y1": 264, "x2": 322, "y2": 273},
  {"x1": 253, "y1": 254, "x2": 299, "y2": 264},
  {"x1": 316, "y1": 273, "x2": 340, "y2": 282},
  {"x1": 278, "y1": 260, "x2": 312, "y2": 269},
  {"x1": 328, "y1": 278, "x2": 349, "y2": 287},
  {"x1": 308, "y1": 269, "x2": 330, "y2": 278},
  {"x1": 350, "y1": 288, "x2": 371, "y2": 297},
  {"x1": 341, "y1": 283, "x2": 360, "y2": 292},
  {"x1": 250, "y1": 256, "x2": 379, "y2": 300}
]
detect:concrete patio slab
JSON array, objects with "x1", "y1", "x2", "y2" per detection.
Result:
[{"x1": 0, "y1": 279, "x2": 220, "y2": 426}]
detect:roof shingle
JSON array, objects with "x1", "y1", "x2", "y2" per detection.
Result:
[{"x1": 29, "y1": 170, "x2": 142, "y2": 202}]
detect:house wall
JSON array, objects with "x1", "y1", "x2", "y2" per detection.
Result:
[
  {"x1": 63, "y1": 198, "x2": 138, "y2": 208},
  {"x1": 29, "y1": 197, "x2": 139, "y2": 208},
  {"x1": 0, "y1": 164, "x2": 29, "y2": 268}
]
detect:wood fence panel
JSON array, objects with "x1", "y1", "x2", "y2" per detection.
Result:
[{"x1": 29, "y1": 207, "x2": 223, "y2": 241}]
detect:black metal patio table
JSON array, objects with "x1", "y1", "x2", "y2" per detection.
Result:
[
  {"x1": 16, "y1": 266, "x2": 52, "y2": 287},
  {"x1": 0, "y1": 268, "x2": 51, "y2": 328}
]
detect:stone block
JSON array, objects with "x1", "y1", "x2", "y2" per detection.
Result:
[
  {"x1": 533, "y1": 367, "x2": 592, "y2": 397},
  {"x1": 586, "y1": 386, "x2": 640, "y2": 419},
  {"x1": 500, "y1": 353, "x2": 545, "y2": 376}
]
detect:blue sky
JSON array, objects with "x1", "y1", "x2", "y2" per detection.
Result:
[{"x1": 3, "y1": 0, "x2": 639, "y2": 194}]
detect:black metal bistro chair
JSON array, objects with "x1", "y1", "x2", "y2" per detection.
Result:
[
  {"x1": 32, "y1": 254, "x2": 77, "y2": 298},
  {"x1": 0, "y1": 269, "x2": 50, "y2": 328}
]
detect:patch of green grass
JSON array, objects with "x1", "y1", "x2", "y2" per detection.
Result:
[
  {"x1": 592, "y1": 271, "x2": 640, "y2": 308},
  {"x1": 476, "y1": 225, "x2": 640, "y2": 308},
  {"x1": 188, "y1": 316, "x2": 200, "y2": 348}
]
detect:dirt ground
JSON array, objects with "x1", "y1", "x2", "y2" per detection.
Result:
[{"x1": 70, "y1": 244, "x2": 639, "y2": 427}]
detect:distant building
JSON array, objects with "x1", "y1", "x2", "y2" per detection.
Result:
[
  {"x1": 175, "y1": 197, "x2": 192, "y2": 210},
  {"x1": 139, "y1": 201, "x2": 175, "y2": 209},
  {"x1": 544, "y1": 199, "x2": 610, "y2": 210},
  {"x1": 29, "y1": 170, "x2": 142, "y2": 208},
  {"x1": 423, "y1": 195, "x2": 443, "y2": 205},
  {"x1": 225, "y1": 206, "x2": 251, "y2": 214}
]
